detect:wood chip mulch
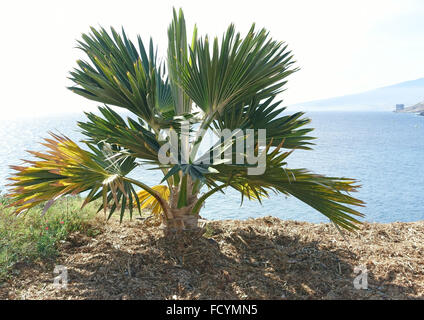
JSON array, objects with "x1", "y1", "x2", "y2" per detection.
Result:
[{"x1": 1, "y1": 217, "x2": 423, "y2": 300}]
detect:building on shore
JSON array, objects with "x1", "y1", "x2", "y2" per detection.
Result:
[{"x1": 396, "y1": 104, "x2": 405, "y2": 111}]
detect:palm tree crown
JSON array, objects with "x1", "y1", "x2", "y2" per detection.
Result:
[{"x1": 7, "y1": 8, "x2": 364, "y2": 234}]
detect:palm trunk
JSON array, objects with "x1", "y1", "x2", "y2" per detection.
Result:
[
  {"x1": 162, "y1": 182, "x2": 202, "y2": 236},
  {"x1": 164, "y1": 207, "x2": 200, "y2": 234}
]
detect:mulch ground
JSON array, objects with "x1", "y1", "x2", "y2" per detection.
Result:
[{"x1": 1, "y1": 217, "x2": 423, "y2": 300}]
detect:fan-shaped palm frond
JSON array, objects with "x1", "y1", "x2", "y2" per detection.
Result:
[
  {"x1": 69, "y1": 26, "x2": 174, "y2": 126},
  {"x1": 213, "y1": 96, "x2": 315, "y2": 150},
  {"x1": 7, "y1": 134, "x2": 167, "y2": 221},
  {"x1": 78, "y1": 106, "x2": 162, "y2": 162},
  {"x1": 203, "y1": 143, "x2": 364, "y2": 230},
  {"x1": 175, "y1": 23, "x2": 297, "y2": 115},
  {"x1": 135, "y1": 185, "x2": 170, "y2": 218}
]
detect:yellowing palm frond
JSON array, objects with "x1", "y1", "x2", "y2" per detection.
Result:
[
  {"x1": 135, "y1": 185, "x2": 170, "y2": 217},
  {"x1": 240, "y1": 183, "x2": 269, "y2": 202},
  {"x1": 7, "y1": 133, "x2": 138, "y2": 218}
]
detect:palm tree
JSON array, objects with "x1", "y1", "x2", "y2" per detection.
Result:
[{"x1": 7, "y1": 8, "x2": 364, "y2": 236}]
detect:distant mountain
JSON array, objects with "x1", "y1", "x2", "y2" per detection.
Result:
[
  {"x1": 291, "y1": 78, "x2": 424, "y2": 111},
  {"x1": 398, "y1": 100, "x2": 424, "y2": 113}
]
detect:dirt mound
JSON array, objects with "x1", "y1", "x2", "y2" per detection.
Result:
[{"x1": 1, "y1": 217, "x2": 423, "y2": 299}]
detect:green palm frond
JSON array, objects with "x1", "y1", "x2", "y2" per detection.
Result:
[
  {"x1": 176, "y1": 23, "x2": 298, "y2": 114},
  {"x1": 156, "y1": 63, "x2": 175, "y2": 117},
  {"x1": 205, "y1": 143, "x2": 365, "y2": 231},
  {"x1": 69, "y1": 26, "x2": 174, "y2": 125},
  {"x1": 213, "y1": 96, "x2": 315, "y2": 150},
  {"x1": 167, "y1": 8, "x2": 196, "y2": 115},
  {"x1": 78, "y1": 106, "x2": 162, "y2": 163}
]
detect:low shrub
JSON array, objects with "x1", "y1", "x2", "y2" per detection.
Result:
[{"x1": 0, "y1": 195, "x2": 99, "y2": 282}]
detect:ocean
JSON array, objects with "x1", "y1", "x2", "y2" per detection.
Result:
[{"x1": 1, "y1": 111, "x2": 423, "y2": 223}]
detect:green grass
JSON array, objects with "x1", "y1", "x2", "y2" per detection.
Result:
[{"x1": 0, "y1": 194, "x2": 100, "y2": 283}]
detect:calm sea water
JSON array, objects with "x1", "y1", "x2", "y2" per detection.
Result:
[{"x1": 0, "y1": 111, "x2": 423, "y2": 223}]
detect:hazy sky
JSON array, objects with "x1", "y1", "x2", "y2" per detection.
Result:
[{"x1": 1, "y1": 0, "x2": 424, "y2": 118}]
